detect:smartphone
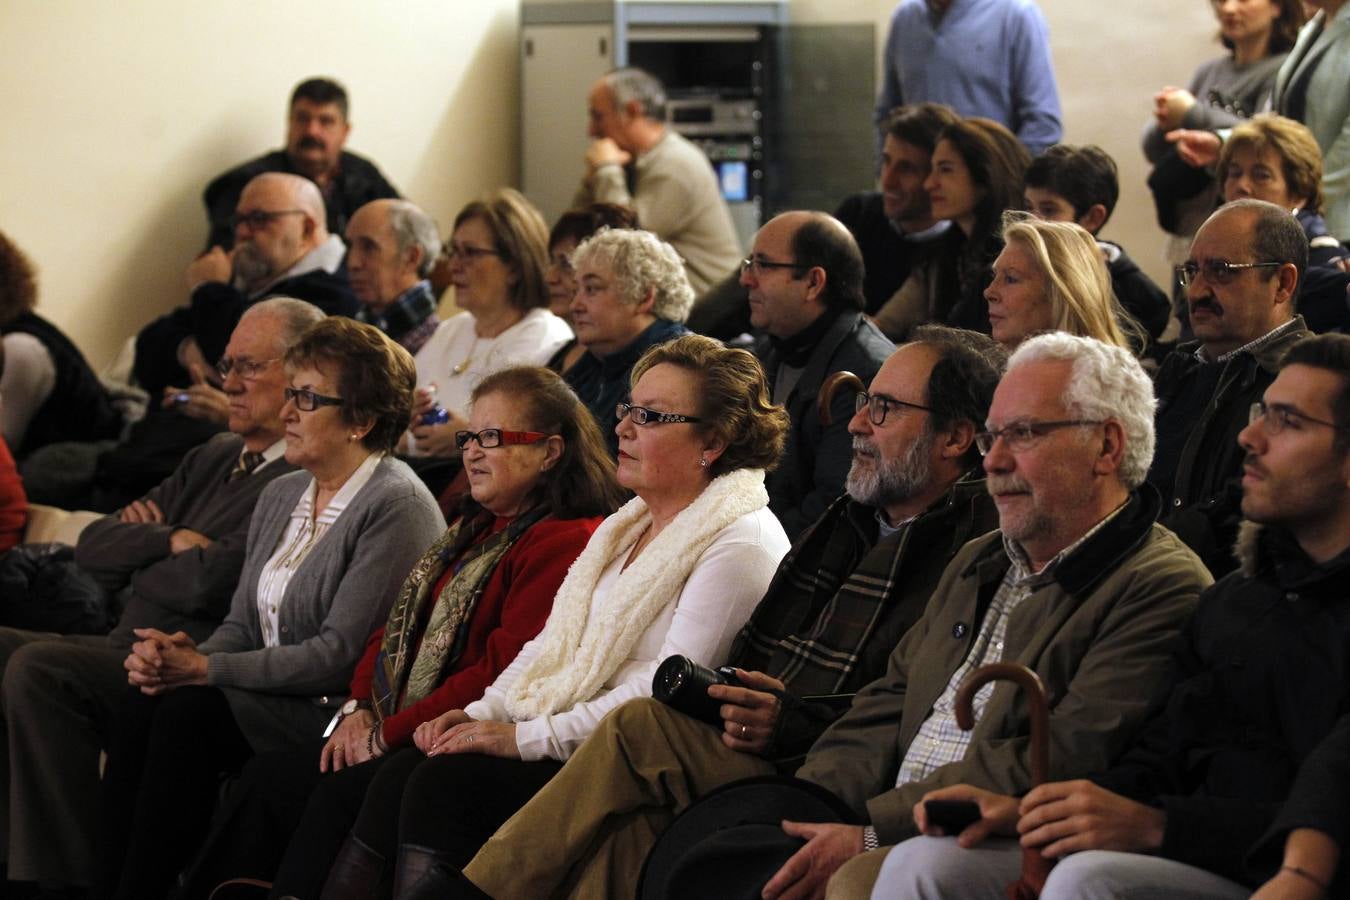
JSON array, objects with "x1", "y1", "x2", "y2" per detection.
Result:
[{"x1": 923, "y1": 799, "x2": 981, "y2": 834}]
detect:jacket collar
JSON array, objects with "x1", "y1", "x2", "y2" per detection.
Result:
[
  {"x1": 1234, "y1": 520, "x2": 1350, "y2": 591},
  {"x1": 968, "y1": 483, "x2": 1163, "y2": 596}
]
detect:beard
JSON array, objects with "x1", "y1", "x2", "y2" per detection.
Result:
[
  {"x1": 232, "y1": 241, "x2": 276, "y2": 293},
  {"x1": 846, "y1": 425, "x2": 935, "y2": 510}
]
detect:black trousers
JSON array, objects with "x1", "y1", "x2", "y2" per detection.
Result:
[{"x1": 95, "y1": 685, "x2": 253, "y2": 900}]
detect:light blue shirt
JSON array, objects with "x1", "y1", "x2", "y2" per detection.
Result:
[{"x1": 875, "y1": 0, "x2": 1063, "y2": 155}]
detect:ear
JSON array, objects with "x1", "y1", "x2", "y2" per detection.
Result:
[
  {"x1": 1077, "y1": 204, "x2": 1109, "y2": 234},
  {"x1": 802, "y1": 266, "x2": 828, "y2": 305},
  {"x1": 938, "y1": 419, "x2": 977, "y2": 460},
  {"x1": 700, "y1": 432, "x2": 728, "y2": 468},
  {"x1": 540, "y1": 435, "x2": 564, "y2": 472},
  {"x1": 633, "y1": 286, "x2": 657, "y2": 317},
  {"x1": 621, "y1": 99, "x2": 644, "y2": 121},
  {"x1": 1273, "y1": 262, "x2": 1299, "y2": 309},
  {"x1": 348, "y1": 416, "x2": 376, "y2": 444},
  {"x1": 301, "y1": 214, "x2": 318, "y2": 240},
  {"x1": 1092, "y1": 420, "x2": 1126, "y2": 477},
  {"x1": 405, "y1": 242, "x2": 425, "y2": 275}
]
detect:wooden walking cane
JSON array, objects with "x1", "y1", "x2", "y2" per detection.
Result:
[
  {"x1": 818, "y1": 371, "x2": 865, "y2": 425},
  {"x1": 955, "y1": 662, "x2": 1054, "y2": 900}
]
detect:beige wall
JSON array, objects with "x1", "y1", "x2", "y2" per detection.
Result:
[
  {"x1": 0, "y1": 1, "x2": 519, "y2": 369},
  {"x1": 4, "y1": 0, "x2": 1223, "y2": 369}
]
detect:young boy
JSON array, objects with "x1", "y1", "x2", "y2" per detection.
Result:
[{"x1": 1024, "y1": 144, "x2": 1172, "y2": 342}]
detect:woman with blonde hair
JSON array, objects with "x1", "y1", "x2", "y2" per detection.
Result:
[{"x1": 984, "y1": 213, "x2": 1140, "y2": 351}]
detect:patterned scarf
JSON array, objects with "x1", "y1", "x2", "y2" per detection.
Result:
[
  {"x1": 503, "y1": 467, "x2": 768, "y2": 720},
  {"x1": 372, "y1": 504, "x2": 549, "y2": 719}
]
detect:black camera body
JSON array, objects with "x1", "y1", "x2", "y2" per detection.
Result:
[{"x1": 652, "y1": 654, "x2": 741, "y2": 727}]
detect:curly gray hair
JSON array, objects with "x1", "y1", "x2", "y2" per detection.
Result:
[
  {"x1": 1007, "y1": 332, "x2": 1156, "y2": 488},
  {"x1": 570, "y1": 228, "x2": 694, "y2": 323}
]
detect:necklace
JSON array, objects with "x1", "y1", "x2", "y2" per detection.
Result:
[{"x1": 450, "y1": 335, "x2": 481, "y2": 376}]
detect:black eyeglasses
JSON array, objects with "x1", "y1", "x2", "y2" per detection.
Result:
[
  {"x1": 230, "y1": 209, "x2": 307, "y2": 231},
  {"x1": 216, "y1": 356, "x2": 279, "y2": 381},
  {"x1": 1175, "y1": 259, "x2": 1282, "y2": 287},
  {"x1": 740, "y1": 257, "x2": 803, "y2": 278},
  {"x1": 1249, "y1": 400, "x2": 1349, "y2": 435},
  {"x1": 284, "y1": 387, "x2": 344, "y2": 412},
  {"x1": 854, "y1": 391, "x2": 932, "y2": 426},
  {"x1": 454, "y1": 429, "x2": 553, "y2": 450},
  {"x1": 975, "y1": 419, "x2": 1104, "y2": 455},
  {"x1": 616, "y1": 402, "x2": 703, "y2": 426},
  {"x1": 446, "y1": 244, "x2": 503, "y2": 263}
]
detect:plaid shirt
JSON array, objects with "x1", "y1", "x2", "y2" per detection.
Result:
[
  {"x1": 896, "y1": 504, "x2": 1125, "y2": 785},
  {"x1": 357, "y1": 280, "x2": 439, "y2": 356},
  {"x1": 730, "y1": 476, "x2": 998, "y2": 761}
]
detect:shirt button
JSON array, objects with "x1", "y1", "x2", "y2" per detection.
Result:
[
  {"x1": 1285, "y1": 592, "x2": 1299, "y2": 602},
  {"x1": 280, "y1": 625, "x2": 289, "y2": 633},
  {"x1": 1172, "y1": 498, "x2": 1182, "y2": 507},
  {"x1": 952, "y1": 622, "x2": 968, "y2": 639}
]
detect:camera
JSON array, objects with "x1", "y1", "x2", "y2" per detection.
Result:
[{"x1": 652, "y1": 654, "x2": 741, "y2": 727}]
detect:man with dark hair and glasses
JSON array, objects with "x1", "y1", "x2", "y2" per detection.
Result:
[
  {"x1": 203, "y1": 76, "x2": 399, "y2": 252},
  {"x1": 0, "y1": 300, "x2": 321, "y2": 896},
  {"x1": 452, "y1": 327, "x2": 1001, "y2": 899},
  {"x1": 743, "y1": 210, "x2": 894, "y2": 538},
  {"x1": 1151, "y1": 198, "x2": 1312, "y2": 577},
  {"x1": 864, "y1": 332, "x2": 1350, "y2": 900}
]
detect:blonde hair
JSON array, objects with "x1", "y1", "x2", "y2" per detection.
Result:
[
  {"x1": 1000, "y1": 213, "x2": 1140, "y2": 351},
  {"x1": 1219, "y1": 113, "x2": 1325, "y2": 215}
]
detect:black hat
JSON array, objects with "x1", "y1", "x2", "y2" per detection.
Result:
[{"x1": 637, "y1": 775, "x2": 858, "y2": 900}]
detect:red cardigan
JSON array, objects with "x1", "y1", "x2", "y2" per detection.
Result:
[
  {"x1": 348, "y1": 514, "x2": 601, "y2": 748},
  {"x1": 0, "y1": 438, "x2": 26, "y2": 552}
]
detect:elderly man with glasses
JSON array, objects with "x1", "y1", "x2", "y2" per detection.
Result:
[
  {"x1": 742, "y1": 211, "x2": 894, "y2": 539},
  {"x1": 1150, "y1": 198, "x2": 1312, "y2": 578},
  {"x1": 0, "y1": 299, "x2": 323, "y2": 897}
]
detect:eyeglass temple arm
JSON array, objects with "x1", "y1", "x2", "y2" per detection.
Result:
[{"x1": 818, "y1": 371, "x2": 865, "y2": 426}]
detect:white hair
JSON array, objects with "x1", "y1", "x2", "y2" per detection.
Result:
[
  {"x1": 1007, "y1": 332, "x2": 1156, "y2": 488},
  {"x1": 571, "y1": 228, "x2": 694, "y2": 323}
]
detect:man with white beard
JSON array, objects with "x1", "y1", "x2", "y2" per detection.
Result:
[{"x1": 443, "y1": 327, "x2": 1004, "y2": 899}]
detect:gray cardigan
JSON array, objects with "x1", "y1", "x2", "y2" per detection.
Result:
[{"x1": 199, "y1": 455, "x2": 443, "y2": 704}]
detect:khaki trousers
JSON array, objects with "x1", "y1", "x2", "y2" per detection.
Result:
[{"x1": 464, "y1": 698, "x2": 775, "y2": 899}]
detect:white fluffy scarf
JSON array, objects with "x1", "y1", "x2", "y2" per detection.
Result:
[{"x1": 503, "y1": 467, "x2": 769, "y2": 719}]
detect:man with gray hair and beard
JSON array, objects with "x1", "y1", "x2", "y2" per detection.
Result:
[{"x1": 444, "y1": 326, "x2": 1004, "y2": 899}]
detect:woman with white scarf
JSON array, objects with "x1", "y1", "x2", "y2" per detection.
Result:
[{"x1": 308, "y1": 333, "x2": 792, "y2": 898}]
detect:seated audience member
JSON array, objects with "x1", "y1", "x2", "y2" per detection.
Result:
[
  {"x1": 1152, "y1": 199, "x2": 1311, "y2": 576},
  {"x1": 691, "y1": 102, "x2": 964, "y2": 342},
  {"x1": 347, "y1": 199, "x2": 442, "y2": 356},
  {"x1": 744, "y1": 211, "x2": 894, "y2": 538},
  {"x1": 985, "y1": 213, "x2": 1140, "y2": 351},
  {"x1": 177, "y1": 366, "x2": 625, "y2": 898},
  {"x1": 457, "y1": 326, "x2": 1005, "y2": 900},
  {"x1": 544, "y1": 203, "x2": 639, "y2": 376},
  {"x1": 93, "y1": 318, "x2": 445, "y2": 900},
  {"x1": 646, "y1": 332, "x2": 1213, "y2": 900},
  {"x1": 136, "y1": 172, "x2": 357, "y2": 399},
  {"x1": 1219, "y1": 113, "x2": 1350, "y2": 332},
  {"x1": 564, "y1": 228, "x2": 692, "y2": 455},
  {"x1": 873, "y1": 118, "x2": 1031, "y2": 342},
  {"x1": 283, "y1": 335, "x2": 791, "y2": 896},
  {"x1": 1141, "y1": 0, "x2": 1300, "y2": 252},
  {"x1": 203, "y1": 77, "x2": 399, "y2": 251},
  {"x1": 837, "y1": 103, "x2": 963, "y2": 316},
  {"x1": 0, "y1": 298, "x2": 319, "y2": 896},
  {"x1": 574, "y1": 68, "x2": 741, "y2": 294},
  {"x1": 0, "y1": 436, "x2": 24, "y2": 552},
  {"x1": 0, "y1": 230, "x2": 121, "y2": 459},
  {"x1": 875, "y1": 333, "x2": 1350, "y2": 900},
  {"x1": 1023, "y1": 144, "x2": 1173, "y2": 342},
  {"x1": 404, "y1": 190, "x2": 572, "y2": 465}
]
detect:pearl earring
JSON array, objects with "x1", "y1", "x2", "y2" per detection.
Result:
[{"x1": 699, "y1": 457, "x2": 708, "y2": 468}]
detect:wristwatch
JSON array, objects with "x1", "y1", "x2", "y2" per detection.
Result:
[{"x1": 339, "y1": 698, "x2": 373, "y2": 719}]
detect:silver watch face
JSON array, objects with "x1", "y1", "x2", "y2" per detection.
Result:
[{"x1": 341, "y1": 698, "x2": 359, "y2": 716}]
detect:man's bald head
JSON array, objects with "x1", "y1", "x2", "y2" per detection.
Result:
[
  {"x1": 232, "y1": 174, "x2": 330, "y2": 290},
  {"x1": 779, "y1": 210, "x2": 865, "y2": 312}
]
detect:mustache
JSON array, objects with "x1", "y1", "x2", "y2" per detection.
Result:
[
  {"x1": 1242, "y1": 454, "x2": 1266, "y2": 478},
  {"x1": 1189, "y1": 298, "x2": 1222, "y2": 316},
  {"x1": 851, "y1": 437, "x2": 879, "y2": 459},
  {"x1": 986, "y1": 475, "x2": 1032, "y2": 495},
  {"x1": 297, "y1": 136, "x2": 326, "y2": 150}
]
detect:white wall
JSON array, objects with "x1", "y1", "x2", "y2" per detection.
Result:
[
  {"x1": 3, "y1": 0, "x2": 1224, "y2": 369},
  {"x1": 0, "y1": 1, "x2": 520, "y2": 368}
]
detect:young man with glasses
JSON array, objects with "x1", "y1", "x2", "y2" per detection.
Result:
[
  {"x1": 1150, "y1": 198, "x2": 1311, "y2": 577},
  {"x1": 742, "y1": 210, "x2": 894, "y2": 538}
]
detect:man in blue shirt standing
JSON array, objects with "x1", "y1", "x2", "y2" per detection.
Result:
[{"x1": 876, "y1": 0, "x2": 1063, "y2": 155}]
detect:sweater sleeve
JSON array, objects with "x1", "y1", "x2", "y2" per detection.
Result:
[
  {"x1": 511, "y1": 510, "x2": 789, "y2": 762},
  {"x1": 1005, "y1": 1, "x2": 1063, "y2": 155},
  {"x1": 203, "y1": 477, "x2": 444, "y2": 695},
  {"x1": 378, "y1": 519, "x2": 595, "y2": 748}
]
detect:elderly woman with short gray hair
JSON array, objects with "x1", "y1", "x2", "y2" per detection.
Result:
[{"x1": 563, "y1": 227, "x2": 693, "y2": 454}]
